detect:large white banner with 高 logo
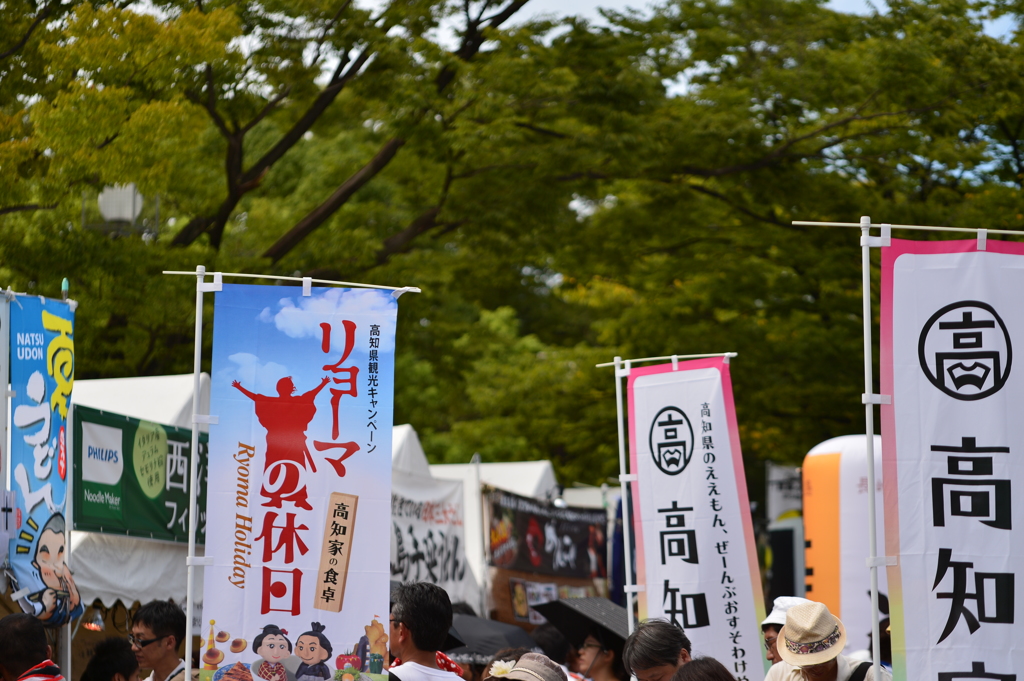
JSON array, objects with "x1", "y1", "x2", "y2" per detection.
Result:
[{"x1": 881, "y1": 239, "x2": 1024, "y2": 681}]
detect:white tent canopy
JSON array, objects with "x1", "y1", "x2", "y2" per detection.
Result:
[{"x1": 73, "y1": 373, "x2": 211, "y2": 430}]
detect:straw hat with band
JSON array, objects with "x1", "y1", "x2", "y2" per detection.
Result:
[
  {"x1": 500, "y1": 653, "x2": 567, "y2": 681},
  {"x1": 777, "y1": 602, "x2": 847, "y2": 667}
]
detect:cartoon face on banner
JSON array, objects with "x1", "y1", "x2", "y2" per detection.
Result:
[
  {"x1": 204, "y1": 285, "x2": 395, "y2": 679},
  {"x1": 648, "y1": 406, "x2": 694, "y2": 475},
  {"x1": 7, "y1": 295, "x2": 80, "y2": 626},
  {"x1": 918, "y1": 301, "x2": 1012, "y2": 400}
]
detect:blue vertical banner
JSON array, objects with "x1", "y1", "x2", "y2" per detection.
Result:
[
  {"x1": 8, "y1": 294, "x2": 80, "y2": 626},
  {"x1": 202, "y1": 284, "x2": 396, "y2": 678}
]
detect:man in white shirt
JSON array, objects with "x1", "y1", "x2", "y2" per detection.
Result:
[
  {"x1": 131, "y1": 600, "x2": 187, "y2": 681},
  {"x1": 764, "y1": 601, "x2": 892, "y2": 681},
  {"x1": 389, "y1": 583, "x2": 463, "y2": 681}
]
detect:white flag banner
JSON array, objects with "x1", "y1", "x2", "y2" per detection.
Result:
[
  {"x1": 203, "y1": 284, "x2": 398, "y2": 681},
  {"x1": 881, "y1": 238, "x2": 1024, "y2": 681},
  {"x1": 391, "y1": 471, "x2": 477, "y2": 603},
  {"x1": 628, "y1": 358, "x2": 765, "y2": 680}
]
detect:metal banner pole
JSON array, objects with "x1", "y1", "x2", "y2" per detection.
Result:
[
  {"x1": 64, "y1": 403, "x2": 74, "y2": 674},
  {"x1": 613, "y1": 357, "x2": 637, "y2": 634},
  {"x1": 184, "y1": 266, "x2": 220, "y2": 675},
  {"x1": 860, "y1": 217, "x2": 883, "y2": 678}
]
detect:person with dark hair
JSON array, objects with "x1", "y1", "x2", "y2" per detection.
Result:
[
  {"x1": 295, "y1": 623, "x2": 333, "y2": 681},
  {"x1": 531, "y1": 626, "x2": 569, "y2": 666},
  {"x1": 253, "y1": 625, "x2": 292, "y2": 681},
  {"x1": 621, "y1": 619, "x2": 692, "y2": 681},
  {"x1": 0, "y1": 613, "x2": 66, "y2": 681},
  {"x1": 573, "y1": 628, "x2": 627, "y2": 681},
  {"x1": 82, "y1": 638, "x2": 140, "y2": 681},
  {"x1": 131, "y1": 600, "x2": 187, "y2": 681},
  {"x1": 389, "y1": 583, "x2": 462, "y2": 681},
  {"x1": 481, "y1": 648, "x2": 532, "y2": 681},
  {"x1": 669, "y1": 657, "x2": 734, "y2": 681}
]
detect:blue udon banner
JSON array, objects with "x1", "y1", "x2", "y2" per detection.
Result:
[
  {"x1": 7, "y1": 294, "x2": 79, "y2": 627},
  {"x1": 202, "y1": 284, "x2": 397, "y2": 681}
]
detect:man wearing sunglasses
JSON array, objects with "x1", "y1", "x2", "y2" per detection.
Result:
[
  {"x1": 130, "y1": 600, "x2": 187, "y2": 681},
  {"x1": 761, "y1": 597, "x2": 812, "y2": 666}
]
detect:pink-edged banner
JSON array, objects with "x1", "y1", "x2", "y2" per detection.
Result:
[
  {"x1": 627, "y1": 358, "x2": 765, "y2": 680},
  {"x1": 881, "y1": 238, "x2": 1024, "y2": 681}
]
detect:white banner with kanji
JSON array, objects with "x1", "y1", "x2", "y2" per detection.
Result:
[
  {"x1": 628, "y1": 358, "x2": 765, "y2": 681},
  {"x1": 202, "y1": 284, "x2": 396, "y2": 681},
  {"x1": 881, "y1": 239, "x2": 1024, "y2": 681},
  {"x1": 391, "y1": 471, "x2": 477, "y2": 603}
]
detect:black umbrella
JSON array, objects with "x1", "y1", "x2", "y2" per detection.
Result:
[
  {"x1": 389, "y1": 580, "x2": 465, "y2": 650},
  {"x1": 445, "y1": 614, "x2": 539, "y2": 665},
  {"x1": 531, "y1": 598, "x2": 629, "y2": 649}
]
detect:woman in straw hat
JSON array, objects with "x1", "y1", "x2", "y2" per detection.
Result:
[{"x1": 764, "y1": 601, "x2": 892, "y2": 681}]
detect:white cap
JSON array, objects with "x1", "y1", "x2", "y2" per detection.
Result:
[{"x1": 761, "y1": 596, "x2": 814, "y2": 628}]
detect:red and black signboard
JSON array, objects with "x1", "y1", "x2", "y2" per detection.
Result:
[{"x1": 488, "y1": 490, "x2": 607, "y2": 579}]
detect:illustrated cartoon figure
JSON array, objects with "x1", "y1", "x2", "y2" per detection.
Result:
[
  {"x1": 232, "y1": 376, "x2": 329, "y2": 509},
  {"x1": 254, "y1": 624, "x2": 292, "y2": 681},
  {"x1": 295, "y1": 622, "x2": 333, "y2": 681},
  {"x1": 19, "y1": 512, "x2": 82, "y2": 625},
  {"x1": 363, "y1": 619, "x2": 388, "y2": 670}
]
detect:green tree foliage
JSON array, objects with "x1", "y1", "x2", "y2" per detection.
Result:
[{"x1": 3, "y1": 0, "x2": 1023, "y2": 499}]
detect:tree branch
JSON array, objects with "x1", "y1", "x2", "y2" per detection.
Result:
[
  {"x1": 684, "y1": 183, "x2": 789, "y2": 227},
  {"x1": 171, "y1": 46, "x2": 371, "y2": 247},
  {"x1": 0, "y1": 0, "x2": 59, "y2": 61},
  {"x1": 262, "y1": 137, "x2": 407, "y2": 261},
  {"x1": 375, "y1": 207, "x2": 441, "y2": 265},
  {"x1": 0, "y1": 203, "x2": 58, "y2": 216},
  {"x1": 263, "y1": 0, "x2": 532, "y2": 261}
]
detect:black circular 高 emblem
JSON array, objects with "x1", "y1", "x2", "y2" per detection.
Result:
[
  {"x1": 649, "y1": 406, "x2": 694, "y2": 475},
  {"x1": 918, "y1": 300, "x2": 1011, "y2": 401}
]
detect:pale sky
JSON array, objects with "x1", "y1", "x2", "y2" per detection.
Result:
[
  {"x1": 515, "y1": 0, "x2": 1013, "y2": 35},
  {"x1": 518, "y1": 0, "x2": 876, "y2": 23}
]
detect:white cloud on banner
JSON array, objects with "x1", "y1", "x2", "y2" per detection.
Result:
[
  {"x1": 257, "y1": 288, "x2": 397, "y2": 353},
  {"x1": 219, "y1": 352, "x2": 290, "y2": 392}
]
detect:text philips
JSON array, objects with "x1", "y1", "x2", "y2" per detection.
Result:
[{"x1": 87, "y1": 445, "x2": 120, "y2": 463}]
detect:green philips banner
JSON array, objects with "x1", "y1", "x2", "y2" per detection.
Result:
[{"x1": 72, "y1": 405, "x2": 207, "y2": 543}]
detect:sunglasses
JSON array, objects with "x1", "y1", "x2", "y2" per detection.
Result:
[{"x1": 129, "y1": 634, "x2": 169, "y2": 648}]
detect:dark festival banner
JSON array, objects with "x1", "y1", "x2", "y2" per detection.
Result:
[
  {"x1": 881, "y1": 238, "x2": 1024, "y2": 679},
  {"x1": 202, "y1": 284, "x2": 396, "y2": 681},
  {"x1": 488, "y1": 489, "x2": 607, "y2": 579},
  {"x1": 71, "y1": 405, "x2": 208, "y2": 542},
  {"x1": 7, "y1": 294, "x2": 80, "y2": 627}
]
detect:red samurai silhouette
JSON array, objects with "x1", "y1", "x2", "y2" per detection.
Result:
[{"x1": 233, "y1": 376, "x2": 330, "y2": 510}]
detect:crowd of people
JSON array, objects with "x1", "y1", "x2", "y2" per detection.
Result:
[{"x1": 0, "y1": 584, "x2": 892, "y2": 681}]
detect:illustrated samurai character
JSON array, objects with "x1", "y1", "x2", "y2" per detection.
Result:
[
  {"x1": 294, "y1": 622, "x2": 333, "y2": 681},
  {"x1": 232, "y1": 376, "x2": 330, "y2": 510},
  {"x1": 16, "y1": 512, "x2": 82, "y2": 626}
]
